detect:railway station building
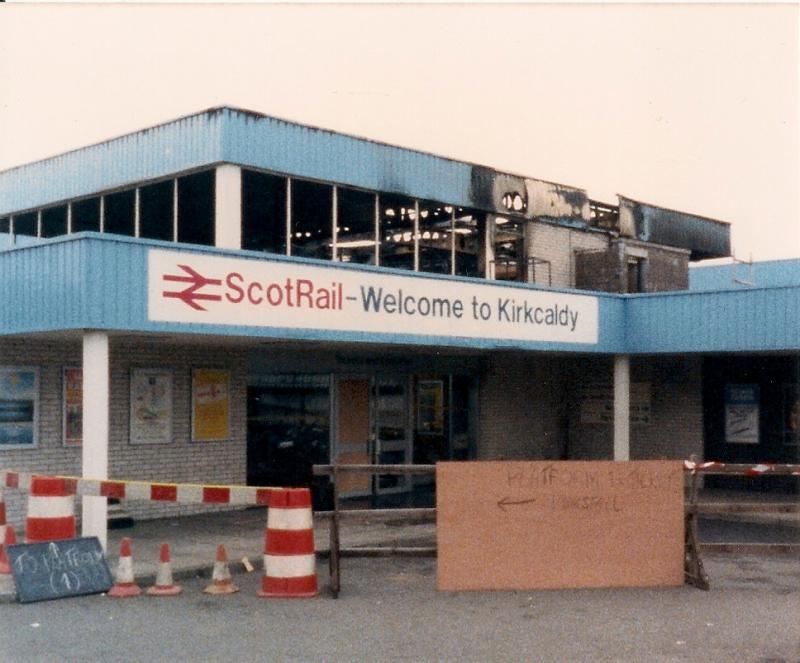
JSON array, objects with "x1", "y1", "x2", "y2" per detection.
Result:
[{"x1": 0, "y1": 107, "x2": 797, "y2": 529}]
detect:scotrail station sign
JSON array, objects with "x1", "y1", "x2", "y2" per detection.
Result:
[{"x1": 148, "y1": 249, "x2": 599, "y2": 345}]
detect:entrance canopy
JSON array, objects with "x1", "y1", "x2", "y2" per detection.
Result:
[{"x1": 0, "y1": 234, "x2": 797, "y2": 355}]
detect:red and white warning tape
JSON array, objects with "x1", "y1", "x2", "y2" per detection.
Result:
[
  {"x1": 683, "y1": 461, "x2": 800, "y2": 476},
  {"x1": 1, "y1": 470, "x2": 281, "y2": 506}
]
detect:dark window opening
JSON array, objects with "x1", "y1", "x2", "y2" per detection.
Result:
[
  {"x1": 493, "y1": 217, "x2": 526, "y2": 281},
  {"x1": 104, "y1": 190, "x2": 135, "y2": 237},
  {"x1": 41, "y1": 206, "x2": 68, "y2": 238},
  {"x1": 247, "y1": 374, "x2": 331, "y2": 508},
  {"x1": 241, "y1": 169, "x2": 285, "y2": 254},
  {"x1": 379, "y1": 193, "x2": 416, "y2": 270},
  {"x1": 72, "y1": 197, "x2": 100, "y2": 233},
  {"x1": 0, "y1": 218, "x2": 9, "y2": 234},
  {"x1": 337, "y1": 187, "x2": 376, "y2": 264},
  {"x1": 139, "y1": 180, "x2": 174, "y2": 241},
  {"x1": 454, "y1": 208, "x2": 484, "y2": 277},
  {"x1": 178, "y1": 170, "x2": 215, "y2": 246},
  {"x1": 627, "y1": 258, "x2": 646, "y2": 293},
  {"x1": 418, "y1": 199, "x2": 453, "y2": 275},
  {"x1": 291, "y1": 179, "x2": 333, "y2": 260},
  {"x1": 14, "y1": 212, "x2": 38, "y2": 237}
]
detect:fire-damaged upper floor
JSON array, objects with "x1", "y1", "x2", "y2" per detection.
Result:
[{"x1": 0, "y1": 106, "x2": 730, "y2": 294}]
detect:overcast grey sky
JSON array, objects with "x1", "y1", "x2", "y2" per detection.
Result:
[{"x1": 0, "y1": 3, "x2": 797, "y2": 261}]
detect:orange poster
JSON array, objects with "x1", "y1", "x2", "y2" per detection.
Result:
[{"x1": 192, "y1": 369, "x2": 230, "y2": 441}]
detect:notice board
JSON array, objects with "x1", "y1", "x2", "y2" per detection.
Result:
[
  {"x1": 436, "y1": 460, "x2": 684, "y2": 591},
  {"x1": 7, "y1": 537, "x2": 113, "y2": 603}
]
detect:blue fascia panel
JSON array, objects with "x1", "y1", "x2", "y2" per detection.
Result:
[
  {"x1": 0, "y1": 235, "x2": 623, "y2": 353},
  {"x1": 0, "y1": 113, "x2": 222, "y2": 216},
  {"x1": 1, "y1": 235, "x2": 796, "y2": 355},
  {"x1": 219, "y1": 108, "x2": 475, "y2": 206},
  {"x1": 625, "y1": 287, "x2": 800, "y2": 353}
]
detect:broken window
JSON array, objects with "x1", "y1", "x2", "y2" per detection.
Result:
[
  {"x1": 492, "y1": 216, "x2": 526, "y2": 281},
  {"x1": 72, "y1": 197, "x2": 101, "y2": 233},
  {"x1": 291, "y1": 179, "x2": 333, "y2": 260},
  {"x1": 139, "y1": 180, "x2": 174, "y2": 241},
  {"x1": 453, "y1": 208, "x2": 484, "y2": 278},
  {"x1": 178, "y1": 170, "x2": 215, "y2": 247},
  {"x1": 41, "y1": 205, "x2": 68, "y2": 238},
  {"x1": 104, "y1": 189, "x2": 135, "y2": 237},
  {"x1": 418, "y1": 199, "x2": 453, "y2": 275},
  {"x1": 13, "y1": 211, "x2": 38, "y2": 236},
  {"x1": 241, "y1": 169, "x2": 286, "y2": 254},
  {"x1": 379, "y1": 193, "x2": 416, "y2": 271},
  {"x1": 337, "y1": 187, "x2": 376, "y2": 264}
]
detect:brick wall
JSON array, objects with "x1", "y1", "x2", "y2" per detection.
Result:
[
  {"x1": 565, "y1": 356, "x2": 704, "y2": 461},
  {"x1": 0, "y1": 336, "x2": 247, "y2": 531},
  {"x1": 527, "y1": 221, "x2": 610, "y2": 288},
  {"x1": 477, "y1": 355, "x2": 568, "y2": 460}
]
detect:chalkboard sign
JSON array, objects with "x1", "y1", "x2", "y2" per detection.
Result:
[{"x1": 6, "y1": 537, "x2": 113, "y2": 603}]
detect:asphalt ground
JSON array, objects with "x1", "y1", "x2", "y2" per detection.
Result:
[{"x1": 0, "y1": 553, "x2": 798, "y2": 663}]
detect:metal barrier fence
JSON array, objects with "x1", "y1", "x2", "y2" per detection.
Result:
[{"x1": 315, "y1": 461, "x2": 800, "y2": 597}]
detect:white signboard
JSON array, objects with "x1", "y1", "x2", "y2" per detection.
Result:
[{"x1": 148, "y1": 250, "x2": 599, "y2": 345}]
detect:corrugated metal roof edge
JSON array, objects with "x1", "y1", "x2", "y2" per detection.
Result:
[{"x1": 0, "y1": 106, "x2": 588, "y2": 196}]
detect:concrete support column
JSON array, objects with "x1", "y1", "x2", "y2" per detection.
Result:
[
  {"x1": 613, "y1": 354, "x2": 630, "y2": 461},
  {"x1": 82, "y1": 332, "x2": 109, "y2": 550},
  {"x1": 215, "y1": 164, "x2": 242, "y2": 250}
]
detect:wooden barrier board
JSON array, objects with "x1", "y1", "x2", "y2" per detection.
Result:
[{"x1": 436, "y1": 460, "x2": 684, "y2": 591}]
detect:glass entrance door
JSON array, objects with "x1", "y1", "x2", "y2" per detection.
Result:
[{"x1": 373, "y1": 377, "x2": 412, "y2": 495}]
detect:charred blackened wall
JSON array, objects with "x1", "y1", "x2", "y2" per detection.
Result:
[{"x1": 574, "y1": 240, "x2": 690, "y2": 293}]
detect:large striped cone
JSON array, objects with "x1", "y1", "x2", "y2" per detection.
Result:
[
  {"x1": 147, "y1": 543, "x2": 182, "y2": 596},
  {"x1": 258, "y1": 488, "x2": 318, "y2": 598},
  {"x1": 26, "y1": 476, "x2": 75, "y2": 542},
  {"x1": 0, "y1": 525, "x2": 16, "y2": 575},
  {"x1": 203, "y1": 545, "x2": 239, "y2": 595},
  {"x1": 108, "y1": 538, "x2": 142, "y2": 597}
]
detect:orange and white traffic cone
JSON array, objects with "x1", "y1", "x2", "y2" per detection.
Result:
[
  {"x1": 0, "y1": 524, "x2": 16, "y2": 575},
  {"x1": 257, "y1": 488, "x2": 318, "y2": 598},
  {"x1": 108, "y1": 537, "x2": 142, "y2": 597},
  {"x1": 203, "y1": 545, "x2": 238, "y2": 595},
  {"x1": 147, "y1": 543, "x2": 182, "y2": 596}
]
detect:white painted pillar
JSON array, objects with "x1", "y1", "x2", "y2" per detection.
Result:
[
  {"x1": 215, "y1": 164, "x2": 242, "y2": 249},
  {"x1": 613, "y1": 354, "x2": 631, "y2": 461},
  {"x1": 82, "y1": 332, "x2": 109, "y2": 550}
]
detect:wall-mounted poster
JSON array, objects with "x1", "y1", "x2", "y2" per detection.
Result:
[
  {"x1": 63, "y1": 367, "x2": 82, "y2": 447},
  {"x1": 724, "y1": 384, "x2": 760, "y2": 444},
  {"x1": 192, "y1": 369, "x2": 230, "y2": 441},
  {"x1": 417, "y1": 380, "x2": 444, "y2": 434},
  {"x1": 579, "y1": 382, "x2": 652, "y2": 426},
  {"x1": 130, "y1": 369, "x2": 173, "y2": 445},
  {"x1": 0, "y1": 367, "x2": 38, "y2": 449}
]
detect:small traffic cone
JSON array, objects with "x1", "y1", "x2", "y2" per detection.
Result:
[
  {"x1": 108, "y1": 537, "x2": 142, "y2": 597},
  {"x1": 0, "y1": 524, "x2": 16, "y2": 575},
  {"x1": 147, "y1": 543, "x2": 182, "y2": 596},
  {"x1": 203, "y1": 545, "x2": 239, "y2": 595}
]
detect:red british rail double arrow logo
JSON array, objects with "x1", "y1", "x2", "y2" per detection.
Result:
[{"x1": 162, "y1": 265, "x2": 222, "y2": 311}]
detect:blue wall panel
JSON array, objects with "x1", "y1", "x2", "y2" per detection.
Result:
[
  {"x1": 625, "y1": 287, "x2": 800, "y2": 353},
  {"x1": 690, "y1": 259, "x2": 800, "y2": 291}
]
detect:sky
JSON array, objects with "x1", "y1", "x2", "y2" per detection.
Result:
[{"x1": 0, "y1": 3, "x2": 797, "y2": 261}]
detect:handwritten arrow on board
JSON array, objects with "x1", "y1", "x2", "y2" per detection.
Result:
[
  {"x1": 497, "y1": 496, "x2": 537, "y2": 511},
  {"x1": 162, "y1": 265, "x2": 222, "y2": 311}
]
